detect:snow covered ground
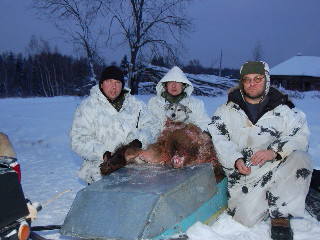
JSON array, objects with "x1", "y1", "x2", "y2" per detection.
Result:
[{"x1": 1, "y1": 92, "x2": 320, "y2": 239}]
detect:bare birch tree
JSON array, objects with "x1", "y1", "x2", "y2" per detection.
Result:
[
  {"x1": 102, "y1": 0, "x2": 192, "y2": 94},
  {"x1": 30, "y1": 0, "x2": 105, "y2": 83}
]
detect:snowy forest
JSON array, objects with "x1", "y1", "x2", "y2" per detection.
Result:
[
  {"x1": 0, "y1": 50, "x2": 92, "y2": 98},
  {"x1": 1, "y1": 0, "x2": 244, "y2": 98},
  {"x1": 0, "y1": 49, "x2": 238, "y2": 98}
]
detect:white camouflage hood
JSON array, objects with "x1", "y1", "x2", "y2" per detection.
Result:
[{"x1": 156, "y1": 66, "x2": 194, "y2": 96}]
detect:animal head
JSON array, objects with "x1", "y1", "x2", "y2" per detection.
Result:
[{"x1": 165, "y1": 103, "x2": 192, "y2": 123}]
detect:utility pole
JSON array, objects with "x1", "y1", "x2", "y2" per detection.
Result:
[{"x1": 219, "y1": 50, "x2": 223, "y2": 77}]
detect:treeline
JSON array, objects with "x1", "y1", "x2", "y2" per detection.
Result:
[
  {"x1": 0, "y1": 51, "x2": 239, "y2": 98},
  {"x1": 151, "y1": 57, "x2": 239, "y2": 79},
  {"x1": 0, "y1": 51, "x2": 98, "y2": 98}
]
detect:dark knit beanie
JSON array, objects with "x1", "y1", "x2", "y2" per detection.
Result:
[
  {"x1": 240, "y1": 61, "x2": 265, "y2": 77},
  {"x1": 99, "y1": 66, "x2": 125, "y2": 89}
]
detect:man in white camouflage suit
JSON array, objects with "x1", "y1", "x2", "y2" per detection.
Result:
[
  {"x1": 70, "y1": 66, "x2": 158, "y2": 184},
  {"x1": 208, "y1": 61, "x2": 312, "y2": 240}
]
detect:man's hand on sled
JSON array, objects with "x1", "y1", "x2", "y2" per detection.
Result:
[
  {"x1": 250, "y1": 150, "x2": 275, "y2": 166},
  {"x1": 235, "y1": 158, "x2": 250, "y2": 175}
]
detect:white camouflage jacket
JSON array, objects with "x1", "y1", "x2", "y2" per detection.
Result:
[
  {"x1": 147, "y1": 66, "x2": 211, "y2": 131},
  {"x1": 208, "y1": 87, "x2": 310, "y2": 179},
  {"x1": 70, "y1": 85, "x2": 159, "y2": 183}
]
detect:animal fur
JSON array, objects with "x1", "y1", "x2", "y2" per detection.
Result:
[
  {"x1": 100, "y1": 103, "x2": 218, "y2": 176},
  {"x1": 100, "y1": 140, "x2": 142, "y2": 176},
  {"x1": 131, "y1": 121, "x2": 217, "y2": 168}
]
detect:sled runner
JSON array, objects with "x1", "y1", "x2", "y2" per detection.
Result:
[{"x1": 60, "y1": 163, "x2": 227, "y2": 239}]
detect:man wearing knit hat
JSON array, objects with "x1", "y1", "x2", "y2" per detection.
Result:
[
  {"x1": 208, "y1": 61, "x2": 312, "y2": 240},
  {"x1": 70, "y1": 65, "x2": 159, "y2": 184},
  {"x1": 99, "y1": 65, "x2": 125, "y2": 101}
]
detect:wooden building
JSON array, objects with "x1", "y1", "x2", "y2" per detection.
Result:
[{"x1": 270, "y1": 55, "x2": 320, "y2": 91}]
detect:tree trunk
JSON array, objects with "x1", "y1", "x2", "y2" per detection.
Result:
[{"x1": 129, "y1": 49, "x2": 139, "y2": 95}]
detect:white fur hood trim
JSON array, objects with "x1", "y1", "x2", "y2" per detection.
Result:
[{"x1": 156, "y1": 66, "x2": 194, "y2": 96}]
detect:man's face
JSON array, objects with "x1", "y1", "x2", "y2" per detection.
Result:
[
  {"x1": 166, "y1": 81, "x2": 183, "y2": 96},
  {"x1": 242, "y1": 74, "x2": 265, "y2": 102},
  {"x1": 100, "y1": 79, "x2": 122, "y2": 100}
]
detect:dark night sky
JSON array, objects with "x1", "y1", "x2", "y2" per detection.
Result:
[{"x1": 1, "y1": 0, "x2": 320, "y2": 69}]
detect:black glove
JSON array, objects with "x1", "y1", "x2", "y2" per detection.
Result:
[
  {"x1": 103, "y1": 151, "x2": 112, "y2": 162},
  {"x1": 128, "y1": 139, "x2": 142, "y2": 149}
]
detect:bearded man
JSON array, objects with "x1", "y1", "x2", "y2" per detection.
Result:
[{"x1": 208, "y1": 61, "x2": 312, "y2": 240}]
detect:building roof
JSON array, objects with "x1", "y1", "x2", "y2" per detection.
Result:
[{"x1": 270, "y1": 55, "x2": 320, "y2": 77}]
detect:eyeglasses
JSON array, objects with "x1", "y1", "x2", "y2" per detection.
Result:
[{"x1": 242, "y1": 75, "x2": 264, "y2": 84}]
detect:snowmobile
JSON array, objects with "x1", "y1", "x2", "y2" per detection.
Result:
[
  {"x1": 2, "y1": 155, "x2": 318, "y2": 240},
  {"x1": 59, "y1": 162, "x2": 320, "y2": 239},
  {"x1": 60, "y1": 163, "x2": 228, "y2": 240},
  {"x1": 0, "y1": 157, "x2": 58, "y2": 240},
  {"x1": 0, "y1": 157, "x2": 31, "y2": 240},
  {"x1": 0, "y1": 154, "x2": 227, "y2": 240}
]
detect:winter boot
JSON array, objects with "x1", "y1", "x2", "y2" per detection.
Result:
[{"x1": 270, "y1": 217, "x2": 293, "y2": 240}]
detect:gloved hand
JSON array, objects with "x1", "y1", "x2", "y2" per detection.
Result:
[
  {"x1": 103, "y1": 151, "x2": 112, "y2": 162},
  {"x1": 128, "y1": 139, "x2": 142, "y2": 149}
]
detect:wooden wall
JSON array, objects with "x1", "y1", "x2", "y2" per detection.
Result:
[{"x1": 271, "y1": 75, "x2": 320, "y2": 91}]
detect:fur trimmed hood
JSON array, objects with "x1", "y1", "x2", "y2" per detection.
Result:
[
  {"x1": 238, "y1": 61, "x2": 271, "y2": 101},
  {"x1": 156, "y1": 66, "x2": 194, "y2": 96}
]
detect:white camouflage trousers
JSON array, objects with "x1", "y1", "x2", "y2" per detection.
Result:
[{"x1": 226, "y1": 151, "x2": 312, "y2": 227}]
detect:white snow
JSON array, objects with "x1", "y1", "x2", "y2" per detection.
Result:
[
  {"x1": 270, "y1": 55, "x2": 320, "y2": 77},
  {"x1": 1, "y1": 92, "x2": 320, "y2": 239}
]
